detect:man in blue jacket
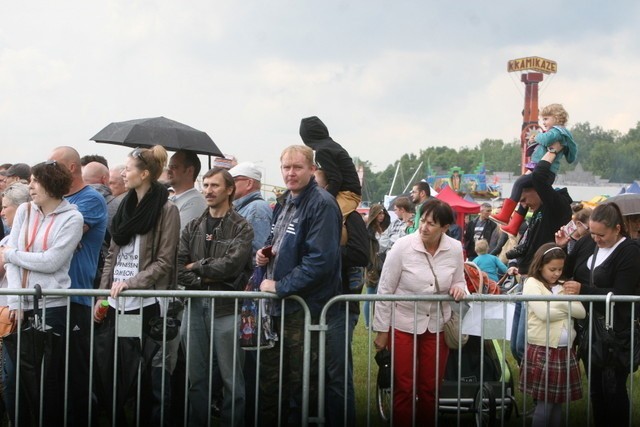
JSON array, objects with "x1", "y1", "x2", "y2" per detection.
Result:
[{"x1": 257, "y1": 145, "x2": 342, "y2": 426}]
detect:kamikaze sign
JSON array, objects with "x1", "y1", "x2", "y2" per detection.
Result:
[{"x1": 507, "y1": 56, "x2": 557, "y2": 74}]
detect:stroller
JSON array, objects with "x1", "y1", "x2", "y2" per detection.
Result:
[
  {"x1": 439, "y1": 262, "x2": 517, "y2": 426},
  {"x1": 376, "y1": 263, "x2": 518, "y2": 426}
]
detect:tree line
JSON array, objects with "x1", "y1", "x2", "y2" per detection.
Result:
[{"x1": 357, "y1": 121, "x2": 640, "y2": 204}]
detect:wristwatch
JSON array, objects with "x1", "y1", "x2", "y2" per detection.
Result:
[{"x1": 547, "y1": 147, "x2": 558, "y2": 153}]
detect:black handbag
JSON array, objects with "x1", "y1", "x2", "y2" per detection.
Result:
[
  {"x1": 375, "y1": 348, "x2": 392, "y2": 389},
  {"x1": 580, "y1": 311, "x2": 640, "y2": 372}
]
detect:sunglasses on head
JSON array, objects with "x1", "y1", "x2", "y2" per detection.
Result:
[{"x1": 131, "y1": 148, "x2": 148, "y2": 165}]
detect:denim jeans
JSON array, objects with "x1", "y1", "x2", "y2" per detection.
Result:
[
  {"x1": 182, "y1": 298, "x2": 245, "y2": 427},
  {"x1": 510, "y1": 302, "x2": 526, "y2": 365},
  {"x1": 325, "y1": 304, "x2": 358, "y2": 427},
  {"x1": 364, "y1": 286, "x2": 377, "y2": 328}
]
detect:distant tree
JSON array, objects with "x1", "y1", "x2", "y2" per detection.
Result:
[{"x1": 356, "y1": 121, "x2": 640, "y2": 203}]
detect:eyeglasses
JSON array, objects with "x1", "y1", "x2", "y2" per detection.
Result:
[
  {"x1": 45, "y1": 160, "x2": 57, "y2": 166},
  {"x1": 131, "y1": 148, "x2": 148, "y2": 165},
  {"x1": 233, "y1": 177, "x2": 251, "y2": 182}
]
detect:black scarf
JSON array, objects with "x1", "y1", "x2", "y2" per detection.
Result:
[{"x1": 111, "y1": 182, "x2": 169, "y2": 246}]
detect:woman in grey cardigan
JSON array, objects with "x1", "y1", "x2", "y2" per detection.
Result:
[{"x1": 0, "y1": 161, "x2": 84, "y2": 425}]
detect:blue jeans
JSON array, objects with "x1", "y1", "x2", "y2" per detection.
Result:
[
  {"x1": 182, "y1": 298, "x2": 245, "y2": 427},
  {"x1": 364, "y1": 286, "x2": 377, "y2": 328},
  {"x1": 510, "y1": 301, "x2": 526, "y2": 365},
  {"x1": 325, "y1": 304, "x2": 358, "y2": 427}
]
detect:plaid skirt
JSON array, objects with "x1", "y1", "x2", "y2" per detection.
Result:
[{"x1": 518, "y1": 344, "x2": 583, "y2": 403}]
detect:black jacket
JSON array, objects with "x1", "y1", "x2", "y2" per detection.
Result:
[
  {"x1": 517, "y1": 160, "x2": 573, "y2": 274},
  {"x1": 299, "y1": 116, "x2": 361, "y2": 197},
  {"x1": 177, "y1": 209, "x2": 254, "y2": 317},
  {"x1": 341, "y1": 211, "x2": 369, "y2": 315},
  {"x1": 567, "y1": 235, "x2": 640, "y2": 329}
]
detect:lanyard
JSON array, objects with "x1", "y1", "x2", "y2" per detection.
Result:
[{"x1": 25, "y1": 210, "x2": 57, "y2": 252}]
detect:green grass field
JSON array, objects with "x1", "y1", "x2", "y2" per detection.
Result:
[{"x1": 349, "y1": 312, "x2": 640, "y2": 426}]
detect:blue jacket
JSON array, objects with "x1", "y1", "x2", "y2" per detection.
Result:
[
  {"x1": 532, "y1": 126, "x2": 577, "y2": 174},
  {"x1": 268, "y1": 178, "x2": 342, "y2": 316}
]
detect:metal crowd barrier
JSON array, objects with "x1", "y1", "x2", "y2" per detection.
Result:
[{"x1": 0, "y1": 288, "x2": 638, "y2": 426}]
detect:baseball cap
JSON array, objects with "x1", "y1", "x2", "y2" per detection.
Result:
[
  {"x1": 0, "y1": 163, "x2": 31, "y2": 181},
  {"x1": 229, "y1": 162, "x2": 262, "y2": 181}
]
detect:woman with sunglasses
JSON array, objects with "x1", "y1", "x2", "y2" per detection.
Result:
[
  {"x1": 96, "y1": 145, "x2": 180, "y2": 425},
  {"x1": 0, "y1": 161, "x2": 84, "y2": 425}
]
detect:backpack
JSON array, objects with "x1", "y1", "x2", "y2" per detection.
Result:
[{"x1": 464, "y1": 262, "x2": 501, "y2": 295}]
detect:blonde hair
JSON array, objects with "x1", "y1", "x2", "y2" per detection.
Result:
[
  {"x1": 475, "y1": 239, "x2": 489, "y2": 255},
  {"x1": 280, "y1": 145, "x2": 314, "y2": 166},
  {"x1": 131, "y1": 145, "x2": 168, "y2": 182},
  {"x1": 540, "y1": 103, "x2": 569, "y2": 126}
]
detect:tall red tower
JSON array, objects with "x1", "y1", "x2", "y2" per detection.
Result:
[{"x1": 507, "y1": 57, "x2": 557, "y2": 174}]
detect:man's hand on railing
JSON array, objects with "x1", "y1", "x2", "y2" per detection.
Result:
[{"x1": 260, "y1": 279, "x2": 276, "y2": 293}]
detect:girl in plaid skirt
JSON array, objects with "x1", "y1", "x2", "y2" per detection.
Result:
[{"x1": 519, "y1": 243, "x2": 586, "y2": 427}]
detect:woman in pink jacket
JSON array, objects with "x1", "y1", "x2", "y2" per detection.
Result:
[{"x1": 373, "y1": 199, "x2": 466, "y2": 426}]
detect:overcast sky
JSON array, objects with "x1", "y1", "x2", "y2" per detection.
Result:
[{"x1": 1, "y1": 1, "x2": 639, "y2": 186}]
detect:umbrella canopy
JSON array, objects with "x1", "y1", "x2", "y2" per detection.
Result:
[
  {"x1": 90, "y1": 116, "x2": 223, "y2": 156},
  {"x1": 599, "y1": 193, "x2": 640, "y2": 215},
  {"x1": 625, "y1": 181, "x2": 640, "y2": 194}
]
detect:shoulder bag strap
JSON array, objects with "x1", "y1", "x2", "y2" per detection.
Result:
[{"x1": 424, "y1": 252, "x2": 446, "y2": 316}]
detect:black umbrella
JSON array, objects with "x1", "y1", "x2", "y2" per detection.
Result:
[
  {"x1": 90, "y1": 116, "x2": 223, "y2": 156},
  {"x1": 600, "y1": 193, "x2": 640, "y2": 216}
]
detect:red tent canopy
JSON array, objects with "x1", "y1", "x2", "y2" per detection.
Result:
[
  {"x1": 435, "y1": 185, "x2": 481, "y2": 232},
  {"x1": 436, "y1": 186, "x2": 482, "y2": 214}
]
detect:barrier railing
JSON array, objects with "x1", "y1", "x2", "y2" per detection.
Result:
[{"x1": 0, "y1": 288, "x2": 638, "y2": 426}]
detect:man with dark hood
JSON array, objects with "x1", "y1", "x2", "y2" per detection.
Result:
[{"x1": 300, "y1": 116, "x2": 362, "y2": 227}]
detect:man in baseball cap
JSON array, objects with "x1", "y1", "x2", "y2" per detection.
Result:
[{"x1": 0, "y1": 163, "x2": 31, "y2": 185}]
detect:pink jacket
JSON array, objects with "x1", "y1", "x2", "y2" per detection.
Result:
[{"x1": 373, "y1": 232, "x2": 466, "y2": 334}]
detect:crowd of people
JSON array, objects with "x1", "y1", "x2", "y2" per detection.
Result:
[{"x1": 0, "y1": 106, "x2": 638, "y2": 427}]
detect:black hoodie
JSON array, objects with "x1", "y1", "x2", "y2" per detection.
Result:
[{"x1": 299, "y1": 116, "x2": 361, "y2": 197}]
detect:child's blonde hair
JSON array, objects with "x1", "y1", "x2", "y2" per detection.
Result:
[
  {"x1": 475, "y1": 239, "x2": 489, "y2": 255},
  {"x1": 540, "y1": 103, "x2": 569, "y2": 126}
]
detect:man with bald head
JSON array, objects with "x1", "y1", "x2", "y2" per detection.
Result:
[
  {"x1": 83, "y1": 161, "x2": 123, "y2": 230},
  {"x1": 109, "y1": 165, "x2": 127, "y2": 197},
  {"x1": 82, "y1": 161, "x2": 109, "y2": 186},
  {"x1": 48, "y1": 146, "x2": 108, "y2": 425}
]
